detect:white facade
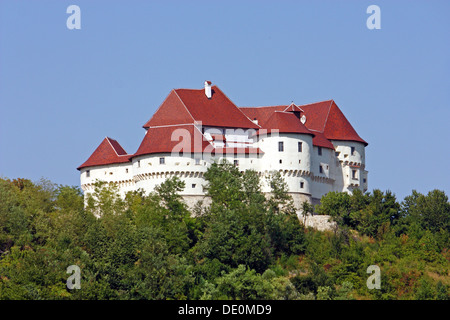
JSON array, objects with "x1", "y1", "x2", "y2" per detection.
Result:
[{"x1": 80, "y1": 128, "x2": 368, "y2": 208}]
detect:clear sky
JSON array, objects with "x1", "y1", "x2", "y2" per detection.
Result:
[{"x1": 0, "y1": 0, "x2": 449, "y2": 201}]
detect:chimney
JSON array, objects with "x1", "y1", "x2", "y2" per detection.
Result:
[{"x1": 204, "y1": 80, "x2": 212, "y2": 99}]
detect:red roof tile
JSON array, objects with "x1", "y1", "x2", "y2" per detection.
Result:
[
  {"x1": 143, "y1": 90, "x2": 195, "y2": 128},
  {"x1": 239, "y1": 105, "x2": 286, "y2": 125},
  {"x1": 301, "y1": 100, "x2": 368, "y2": 145},
  {"x1": 77, "y1": 137, "x2": 131, "y2": 170},
  {"x1": 133, "y1": 124, "x2": 214, "y2": 158},
  {"x1": 240, "y1": 99, "x2": 367, "y2": 147},
  {"x1": 258, "y1": 111, "x2": 314, "y2": 136},
  {"x1": 143, "y1": 85, "x2": 259, "y2": 129},
  {"x1": 309, "y1": 130, "x2": 335, "y2": 150}
]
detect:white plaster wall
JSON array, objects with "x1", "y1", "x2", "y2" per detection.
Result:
[
  {"x1": 310, "y1": 146, "x2": 334, "y2": 200},
  {"x1": 80, "y1": 134, "x2": 368, "y2": 210},
  {"x1": 256, "y1": 133, "x2": 313, "y2": 195},
  {"x1": 79, "y1": 162, "x2": 134, "y2": 197},
  {"x1": 133, "y1": 153, "x2": 210, "y2": 196},
  {"x1": 332, "y1": 141, "x2": 367, "y2": 193}
]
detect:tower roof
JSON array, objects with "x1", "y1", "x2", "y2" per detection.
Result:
[
  {"x1": 77, "y1": 137, "x2": 131, "y2": 170},
  {"x1": 301, "y1": 100, "x2": 368, "y2": 145}
]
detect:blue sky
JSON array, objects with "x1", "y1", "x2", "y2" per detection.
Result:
[{"x1": 0, "y1": 0, "x2": 449, "y2": 201}]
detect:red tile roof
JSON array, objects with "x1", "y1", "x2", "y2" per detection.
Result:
[
  {"x1": 143, "y1": 86, "x2": 259, "y2": 129},
  {"x1": 77, "y1": 137, "x2": 131, "y2": 170},
  {"x1": 80, "y1": 85, "x2": 366, "y2": 170},
  {"x1": 133, "y1": 124, "x2": 214, "y2": 158},
  {"x1": 239, "y1": 105, "x2": 285, "y2": 125},
  {"x1": 309, "y1": 130, "x2": 336, "y2": 150},
  {"x1": 257, "y1": 111, "x2": 314, "y2": 136},
  {"x1": 240, "y1": 99, "x2": 367, "y2": 147},
  {"x1": 142, "y1": 90, "x2": 195, "y2": 128},
  {"x1": 301, "y1": 100, "x2": 368, "y2": 145}
]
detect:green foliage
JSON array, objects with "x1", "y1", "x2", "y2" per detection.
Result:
[{"x1": 0, "y1": 171, "x2": 448, "y2": 300}]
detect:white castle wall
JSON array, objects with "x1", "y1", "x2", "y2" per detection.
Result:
[
  {"x1": 256, "y1": 133, "x2": 313, "y2": 196},
  {"x1": 80, "y1": 132, "x2": 368, "y2": 214},
  {"x1": 80, "y1": 163, "x2": 134, "y2": 198},
  {"x1": 332, "y1": 141, "x2": 367, "y2": 193}
]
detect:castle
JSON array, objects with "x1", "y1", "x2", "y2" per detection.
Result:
[{"x1": 78, "y1": 81, "x2": 368, "y2": 209}]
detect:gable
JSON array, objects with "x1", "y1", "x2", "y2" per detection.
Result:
[
  {"x1": 143, "y1": 90, "x2": 195, "y2": 128},
  {"x1": 77, "y1": 137, "x2": 131, "y2": 170}
]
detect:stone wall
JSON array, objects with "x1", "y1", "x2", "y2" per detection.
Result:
[{"x1": 297, "y1": 213, "x2": 336, "y2": 231}]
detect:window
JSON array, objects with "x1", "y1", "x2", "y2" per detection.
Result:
[
  {"x1": 278, "y1": 141, "x2": 284, "y2": 152},
  {"x1": 319, "y1": 165, "x2": 323, "y2": 174},
  {"x1": 86, "y1": 170, "x2": 90, "y2": 177},
  {"x1": 137, "y1": 160, "x2": 140, "y2": 168},
  {"x1": 318, "y1": 147, "x2": 322, "y2": 156},
  {"x1": 279, "y1": 159, "x2": 282, "y2": 164},
  {"x1": 298, "y1": 142, "x2": 303, "y2": 152},
  {"x1": 192, "y1": 184, "x2": 196, "y2": 189},
  {"x1": 159, "y1": 157, "x2": 165, "y2": 165},
  {"x1": 195, "y1": 158, "x2": 201, "y2": 165},
  {"x1": 363, "y1": 178, "x2": 367, "y2": 183},
  {"x1": 351, "y1": 147, "x2": 356, "y2": 155},
  {"x1": 125, "y1": 168, "x2": 128, "y2": 173},
  {"x1": 352, "y1": 169, "x2": 357, "y2": 180},
  {"x1": 233, "y1": 159, "x2": 239, "y2": 166},
  {"x1": 300, "y1": 182, "x2": 304, "y2": 188}
]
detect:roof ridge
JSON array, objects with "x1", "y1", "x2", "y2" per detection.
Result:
[
  {"x1": 322, "y1": 100, "x2": 334, "y2": 132},
  {"x1": 105, "y1": 137, "x2": 127, "y2": 157},
  {"x1": 172, "y1": 89, "x2": 197, "y2": 124},
  {"x1": 298, "y1": 99, "x2": 334, "y2": 108},
  {"x1": 213, "y1": 86, "x2": 261, "y2": 128},
  {"x1": 146, "y1": 123, "x2": 197, "y2": 129}
]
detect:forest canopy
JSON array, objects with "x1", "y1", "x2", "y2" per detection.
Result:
[{"x1": 0, "y1": 162, "x2": 449, "y2": 300}]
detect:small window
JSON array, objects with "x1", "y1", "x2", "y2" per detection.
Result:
[
  {"x1": 137, "y1": 160, "x2": 140, "y2": 168},
  {"x1": 278, "y1": 141, "x2": 284, "y2": 152},
  {"x1": 299, "y1": 159, "x2": 301, "y2": 164},
  {"x1": 298, "y1": 142, "x2": 303, "y2": 152},
  {"x1": 192, "y1": 184, "x2": 196, "y2": 189},
  {"x1": 86, "y1": 170, "x2": 90, "y2": 177},
  {"x1": 233, "y1": 159, "x2": 239, "y2": 166},
  {"x1": 300, "y1": 182, "x2": 304, "y2": 188},
  {"x1": 319, "y1": 165, "x2": 323, "y2": 174},
  {"x1": 363, "y1": 178, "x2": 367, "y2": 183},
  {"x1": 351, "y1": 147, "x2": 356, "y2": 155},
  {"x1": 159, "y1": 157, "x2": 165, "y2": 165},
  {"x1": 318, "y1": 147, "x2": 322, "y2": 156},
  {"x1": 352, "y1": 169, "x2": 357, "y2": 179},
  {"x1": 125, "y1": 168, "x2": 128, "y2": 173},
  {"x1": 195, "y1": 158, "x2": 201, "y2": 165},
  {"x1": 279, "y1": 159, "x2": 282, "y2": 164}
]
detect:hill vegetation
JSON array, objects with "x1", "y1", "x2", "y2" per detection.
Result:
[{"x1": 0, "y1": 162, "x2": 449, "y2": 300}]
